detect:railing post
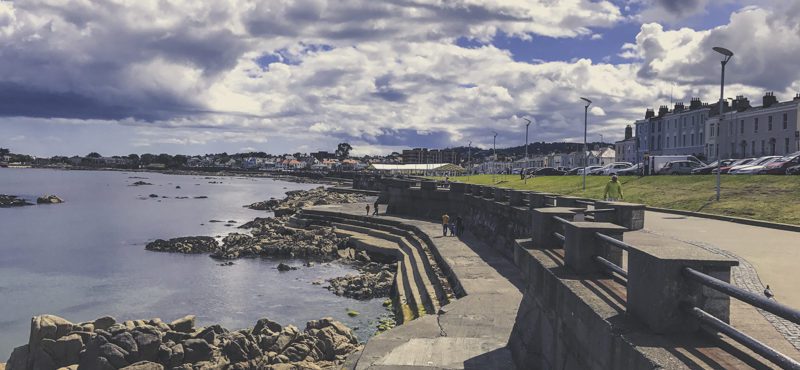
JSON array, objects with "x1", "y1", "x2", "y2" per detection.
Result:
[
  {"x1": 627, "y1": 244, "x2": 738, "y2": 333},
  {"x1": 563, "y1": 222, "x2": 627, "y2": 273},
  {"x1": 530, "y1": 208, "x2": 582, "y2": 249},
  {"x1": 594, "y1": 201, "x2": 646, "y2": 230}
]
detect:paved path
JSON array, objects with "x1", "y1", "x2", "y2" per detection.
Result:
[
  {"x1": 643, "y1": 211, "x2": 800, "y2": 352},
  {"x1": 311, "y1": 203, "x2": 524, "y2": 370}
]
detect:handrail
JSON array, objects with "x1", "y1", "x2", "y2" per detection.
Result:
[
  {"x1": 553, "y1": 232, "x2": 565, "y2": 244},
  {"x1": 683, "y1": 267, "x2": 800, "y2": 325},
  {"x1": 584, "y1": 208, "x2": 615, "y2": 214},
  {"x1": 553, "y1": 216, "x2": 571, "y2": 225},
  {"x1": 576, "y1": 199, "x2": 595, "y2": 205},
  {"x1": 594, "y1": 232, "x2": 633, "y2": 252},
  {"x1": 593, "y1": 255, "x2": 627, "y2": 278},
  {"x1": 686, "y1": 305, "x2": 800, "y2": 369}
]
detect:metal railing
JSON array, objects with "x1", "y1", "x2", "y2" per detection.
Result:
[
  {"x1": 594, "y1": 232, "x2": 634, "y2": 252},
  {"x1": 593, "y1": 255, "x2": 627, "y2": 278},
  {"x1": 686, "y1": 305, "x2": 800, "y2": 369},
  {"x1": 575, "y1": 199, "x2": 595, "y2": 206}
]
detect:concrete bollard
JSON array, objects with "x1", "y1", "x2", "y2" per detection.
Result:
[
  {"x1": 463, "y1": 184, "x2": 472, "y2": 194},
  {"x1": 450, "y1": 182, "x2": 465, "y2": 193},
  {"x1": 420, "y1": 180, "x2": 437, "y2": 190},
  {"x1": 556, "y1": 195, "x2": 590, "y2": 209},
  {"x1": 627, "y1": 243, "x2": 738, "y2": 333},
  {"x1": 594, "y1": 201, "x2": 646, "y2": 230},
  {"x1": 589, "y1": 208, "x2": 617, "y2": 223},
  {"x1": 528, "y1": 192, "x2": 557, "y2": 209},
  {"x1": 563, "y1": 222, "x2": 627, "y2": 273},
  {"x1": 483, "y1": 186, "x2": 495, "y2": 199},
  {"x1": 494, "y1": 188, "x2": 508, "y2": 203},
  {"x1": 508, "y1": 190, "x2": 525, "y2": 206},
  {"x1": 531, "y1": 207, "x2": 583, "y2": 249}
]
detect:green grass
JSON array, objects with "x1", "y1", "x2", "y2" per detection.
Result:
[{"x1": 432, "y1": 174, "x2": 800, "y2": 226}]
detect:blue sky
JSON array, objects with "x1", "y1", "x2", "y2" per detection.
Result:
[{"x1": 1, "y1": 0, "x2": 797, "y2": 157}]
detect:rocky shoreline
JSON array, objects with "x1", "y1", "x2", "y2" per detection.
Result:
[
  {"x1": 0, "y1": 194, "x2": 33, "y2": 207},
  {"x1": 5, "y1": 314, "x2": 360, "y2": 370},
  {"x1": 245, "y1": 187, "x2": 364, "y2": 217}
]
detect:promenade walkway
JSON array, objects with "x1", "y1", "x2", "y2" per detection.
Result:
[
  {"x1": 639, "y1": 211, "x2": 800, "y2": 354},
  {"x1": 307, "y1": 203, "x2": 524, "y2": 370}
]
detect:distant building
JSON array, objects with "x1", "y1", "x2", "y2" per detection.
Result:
[
  {"x1": 401, "y1": 148, "x2": 459, "y2": 164},
  {"x1": 615, "y1": 125, "x2": 637, "y2": 163}
]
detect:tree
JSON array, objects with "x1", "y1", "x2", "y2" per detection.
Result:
[
  {"x1": 335, "y1": 143, "x2": 352, "y2": 160},
  {"x1": 0, "y1": 148, "x2": 9, "y2": 156},
  {"x1": 86, "y1": 152, "x2": 102, "y2": 158}
]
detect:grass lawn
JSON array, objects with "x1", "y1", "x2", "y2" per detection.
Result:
[{"x1": 431, "y1": 174, "x2": 800, "y2": 226}]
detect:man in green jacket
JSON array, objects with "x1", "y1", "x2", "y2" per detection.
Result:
[{"x1": 603, "y1": 175, "x2": 624, "y2": 201}]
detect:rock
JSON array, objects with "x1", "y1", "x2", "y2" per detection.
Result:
[
  {"x1": 6, "y1": 344, "x2": 29, "y2": 370},
  {"x1": 131, "y1": 329, "x2": 161, "y2": 362},
  {"x1": 145, "y1": 237, "x2": 218, "y2": 254},
  {"x1": 29, "y1": 314, "x2": 77, "y2": 359},
  {"x1": 0, "y1": 194, "x2": 34, "y2": 207},
  {"x1": 42, "y1": 333, "x2": 83, "y2": 367},
  {"x1": 252, "y1": 318, "x2": 282, "y2": 336},
  {"x1": 92, "y1": 317, "x2": 116, "y2": 331},
  {"x1": 130, "y1": 181, "x2": 153, "y2": 186},
  {"x1": 36, "y1": 195, "x2": 64, "y2": 204},
  {"x1": 148, "y1": 194, "x2": 158, "y2": 198},
  {"x1": 169, "y1": 315, "x2": 195, "y2": 333},
  {"x1": 167, "y1": 344, "x2": 184, "y2": 367},
  {"x1": 120, "y1": 361, "x2": 164, "y2": 370},
  {"x1": 99, "y1": 342, "x2": 130, "y2": 368},
  {"x1": 193, "y1": 196, "x2": 208, "y2": 199},
  {"x1": 277, "y1": 263, "x2": 297, "y2": 272},
  {"x1": 182, "y1": 339, "x2": 214, "y2": 363},
  {"x1": 218, "y1": 261, "x2": 235, "y2": 266},
  {"x1": 175, "y1": 186, "x2": 181, "y2": 189},
  {"x1": 111, "y1": 332, "x2": 139, "y2": 362}
]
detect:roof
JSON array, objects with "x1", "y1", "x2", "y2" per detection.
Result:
[{"x1": 368, "y1": 163, "x2": 465, "y2": 172}]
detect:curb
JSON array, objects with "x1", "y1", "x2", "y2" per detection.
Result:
[{"x1": 645, "y1": 206, "x2": 800, "y2": 233}]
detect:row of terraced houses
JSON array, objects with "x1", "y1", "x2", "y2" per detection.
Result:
[{"x1": 615, "y1": 92, "x2": 800, "y2": 163}]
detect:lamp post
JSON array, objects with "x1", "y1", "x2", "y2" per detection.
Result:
[
  {"x1": 467, "y1": 141, "x2": 472, "y2": 180},
  {"x1": 580, "y1": 97, "x2": 592, "y2": 191},
  {"x1": 492, "y1": 131, "x2": 498, "y2": 183},
  {"x1": 713, "y1": 46, "x2": 733, "y2": 202},
  {"x1": 524, "y1": 118, "x2": 531, "y2": 184}
]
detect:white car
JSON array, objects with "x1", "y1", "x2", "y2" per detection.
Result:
[
  {"x1": 729, "y1": 156, "x2": 781, "y2": 174},
  {"x1": 575, "y1": 166, "x2": 602, "y2": 175},
  {"x1": 602, "y1": 162, "x2": 633, "y2": 175}
]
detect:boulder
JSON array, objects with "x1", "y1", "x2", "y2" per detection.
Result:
[
  {"x1": 169, "y1": 315, "x2": 195, "y2": 333},
  {"x1": 98, "y1": 343, "x2": 130, "y2": 368},
  {"x1": 131, "y1": 329, "x2": 161, "y2": 362},
  {"x1": 6, "y1": 344, "x2": 29, "y2": 370},
  {"x1": 120, "y1": 361, "x2": 164, "y2": 370},
  {"x1": 252, "y1": 318, "x2": 282, "y2": 336},
  {"x1": 111, "y1": 332, "x2": 139, "y2": 362},
  {"x1": 29, "y1": 315, "x2": 76, "y2": 360},
  {"x1": 182, "y1": 339, "x2": 214, "y2": 363},
  {"x1": 41, "y1": 333, "x2": 83, "y2": 367},
  {"x1": 276, "y1": 263, "x2": 297, "y2": 272},
  {"x1": 36, "y1": 195, "x2": 64, "y2": 204}
]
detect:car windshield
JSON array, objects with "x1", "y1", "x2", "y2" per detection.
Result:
[
  {"x1": 733, "y1": 158, "x2": 754, "y2": 166},
  {"x1": 753, "y1": 157, "x2": 779, "y2": 165}
]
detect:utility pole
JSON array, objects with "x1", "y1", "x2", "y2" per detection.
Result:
[
  {"x1": 580, "y1": 97, "x2": 592, "y2": 191},
  {"x1": 713, "y1": 46, "x2": 733, "y2": 201}
]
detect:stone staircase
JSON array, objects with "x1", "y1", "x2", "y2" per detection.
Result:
[{"x1": 288, "y1": 209, "x2": 456, "y2": 324}]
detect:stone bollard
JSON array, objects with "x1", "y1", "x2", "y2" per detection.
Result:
[
  {"x1": 594, "y1": 201, "x2": 646, "y2": 230},
  {"x1": 528, "y1": 192, "x2": 557, "y2": 209},
  {"x1": 494, "y1": 188, "x2": 508, "y2": 203},
  {"x1": 627, "y1": 243, "x2": 738, "y2": 333},
  {"x1": 464, "y1": 184, "x2": 472, "y2": 194},
  {"x1": 508, "y1": 190, "x2": 525, "y2": 207},
  {"x1": 556, "y1": 195, "x2": 591, "y2": 209},
  {"x1": 420, "y1": 180, "x2": 437, "y2": 191},
  {"x1": 450, "y1": 182, "x2": 465, "y2": 193},
  {"x1": 531, "y1": 207, "x2": 583, "y2": 249},
  {"x1": 563, "y1": 222, "x2": 627, "y2": 273},
  {"x1": 483, "y1": 186, "x2": 495, "y2": 199},
  {"x1": 589, "y1": 208, "x2": 617, "y2": 223}
]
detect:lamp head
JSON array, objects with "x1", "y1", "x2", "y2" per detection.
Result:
[
  {"x1": 713, "y1": 47, "x2": 733, "y2": 57},
  {"x1": 523, "y1": 118, "x2": 532, "y2": 126},
  {"x1": 580, "y1": 97, "x2": 592, "y2": 106}
]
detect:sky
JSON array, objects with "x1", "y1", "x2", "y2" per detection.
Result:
[{"x1": 2, "y1": 0, "x2": 800, "y2": 157}]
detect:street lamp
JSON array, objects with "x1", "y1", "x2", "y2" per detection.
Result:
[
  {"x1": 524, "y1": 118, "x2": 531, "y2": 184},
  {"x1": 713, "y1": 46, "x2": 733, "y2": 201},
  {"x1": 491, "y1": 132, "x2": 499, "y2": 182},
  {"x1": 580, "y1": 97, "x2": 592, "y2": 191},
  {"x1": 467, "y1": 140, "x2": 472, "y2": 180}
]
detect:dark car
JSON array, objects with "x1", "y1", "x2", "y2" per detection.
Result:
[
  {"x1": 534, "y1": 167, "x2": 566, "y2": 176},
  {"x1": 787, "y1": 164, "x2": 800, "y2": 175},
  {"x1": 713, "y1": 157, "x2": 755, "y2": 174},
  {"x1": 691, "y1": 159, "x2": 735, "y2": 174},
  {"x1": 658, "y1": 160, "x2": 703, "y2": 175},
  {"x1": 761, "y1": 152, "x2": 800, "y2": 174}
]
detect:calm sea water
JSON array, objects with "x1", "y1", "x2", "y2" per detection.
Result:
[{"x1": 0, "y1": 168, "x2": 385, "y2": 360}]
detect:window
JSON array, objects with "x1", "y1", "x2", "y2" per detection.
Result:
[
  {"x1": 730, "y1": 143, "x2": 735, "y2": 157},
  {"x1": 691, "y1": 134, "x2": 695, "y2": 146},
  {"x1": 751, "y1": 141, "x2": 756, "y2": 155},
  {"x1": 787, "y1": 138, "x2": 791, "y2": 153},
  {"x1": 658, "y1": 121, "x2": 662, "y2": 132},
  {"x1": 755, "y1": 118, "x2": 759, "y2": 133},
  {"x1": 683, "y1": 135, "x2": 686, "y2": 146},
  {"x1": 740, "y1": 120, "x2": 744, "y2": 134},
  {"x1": 729, "y1": 121, "x2": 733, "y2": 135},
  {"x1": 784, "y1": 113, "x2": 789, "y2": 130},
  {"x1": 761, "y1": 140, "x2": 765, "y2": 155},
  {"x1": 700, "y1": 132, "x2": 703, "y2": 143},
  {"x1": 710, "y1": 124, "x2": 715, "y2": 137},
  {"x1": 768, "y1": 116, "x2": 773, "y2": 131}
]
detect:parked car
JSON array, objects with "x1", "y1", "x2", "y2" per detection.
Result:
[
  {"x1": 658, "y1": 160, "x2": 703, "y2": 175},
  {"x1": 564, "y1": 167, "x2": 581, "y2": 175},
  {"x1": 787, "y1": 164, "x2": 800, "y2": 175},
  {"x1": 691, "y1": 159, "x2": 736, "y2": 174},
  {"x1": 729, "y1": 156, "x2": 781, "y2": 174},
  {"x1": 600, "y1": 162, "x2": 633, "y2": 175},
  {"x1": 534, "y1": 167, "x2": 566, "y2": 176},
  {"x1": 760, "y1": 151, "x2": 800, "y2": 174},
  {"x1": 711, "y1": 158, "x2": 758, "y2": 173},
  {"x1": 574, "y1": 166, "x2": 602, "y2": 175},
  {"x1": 616, "y1": 163, "x2": 641, "y2": 176}
]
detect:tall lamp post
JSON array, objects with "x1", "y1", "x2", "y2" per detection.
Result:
[
  {"x1": 580, "y1": 97, "x2": 592, "y2": 191},
  {"x1": 713, "y1": 46, "x2": 733, "y2": 201},
  {"x1": 524, "y1": 118, "x2": 531, "y2": 184},
  {"x1": 467, "y1": 141, "x2": 472, "y2": 180},
  {"x1": 492, "y1": 131, "x2": 498, "y2": 183}
]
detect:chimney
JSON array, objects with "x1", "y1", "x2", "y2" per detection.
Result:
[
  {"x1": 763, "y1": 92, "x2": 778, "y2": 107},
  {"x1": 734, "y1": 95, "x2": 751, "y2": 112},
  {"x1": 794, "y1": 93, "x2": 800, "y2": 101},
  {"x1": 689, "y1": 97, "x2": 702, "y2": 110},
  {"x1": 658, "y1": 105, "x2": 669, "y2": 117},
  {"x1": 673, "y1": 102, "x2": 685, "y2": 112},
  {"x1": 645, "y1": 108, "x2": 655, "y2": 119},
  {"x1": 624, "y1": 125, "x2": 633, "y2": 140}
]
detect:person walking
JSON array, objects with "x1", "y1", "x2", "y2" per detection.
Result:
[
  {"x1": 373, "y1": 200, "x2": 379, "y2": 216},
  {"x1": 455, "y1": 215, "x2": 464, "y2": 237},
  {"x1": 366, "y1": 204, "x2": 371, "y2": 215},
  {"x1": 441, "y1": 213, "x2": 450, "y2": 236},
  {"x1": 603, "y1": 175, "x2": 624, "y2": 201}
]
